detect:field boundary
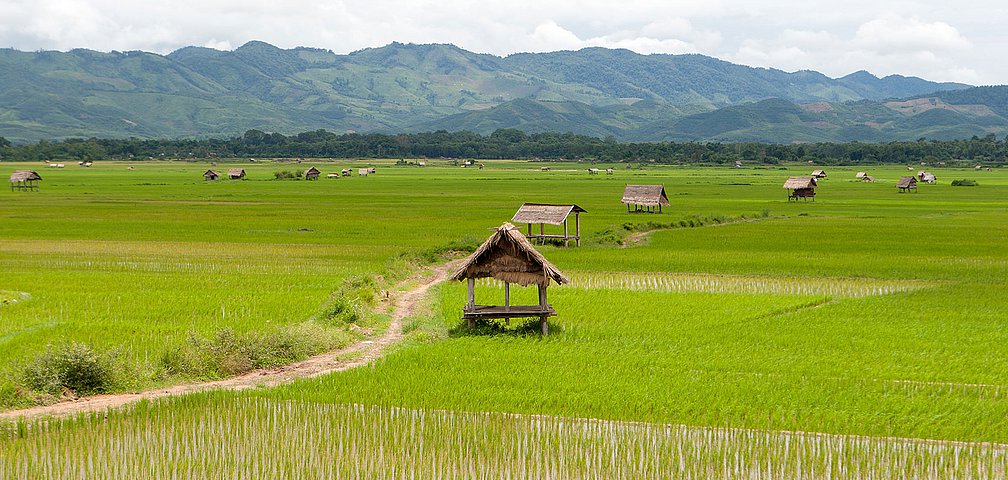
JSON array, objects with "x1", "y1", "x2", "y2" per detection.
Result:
[{"x1": 0, "y1": 259, "x2": 461, "y2": 420}]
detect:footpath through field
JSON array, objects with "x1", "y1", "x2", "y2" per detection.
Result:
[{"x1": 0, "y1": 260, "x2": 461, "y2": 420}]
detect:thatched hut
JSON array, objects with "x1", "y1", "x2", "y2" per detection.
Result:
[
  {"x1": 855, "y1": 171, "x2": 867, "y2": 179},
  {"x1": 622, "y1": 184, "x2": 669, "y2": 213},
  {"x1": 203, "y1": 169, "x2": 220, "y2": 181},
  {"x1": 919, "y1": 172, "x2": 936, "y2": 183},
  {"x1": 451, "y1": 223, "x2": 568, "y2": 335},
  {"x1": 512, "y1": 203, "x2": 586, "y2": 247},
  {"x1": 784, "y1": 177, "x2": 817, "y2": 201},
  {"x1": 227, "y1": 168, "x2": 246, "y2": 180},
  {"x1": 897, "y1": 176, "x2": 918, "y2": 193},
  {"x1": 811, "y1": 170, "x2": 828, "y2": 178},
  {"x1": 10, "y1": 170, "x2": 41, "y2": 192},
  {"x1": 305, "y1": 167, "x2": 321, "y2": 180}
]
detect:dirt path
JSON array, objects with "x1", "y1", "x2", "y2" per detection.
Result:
[{"x1": 1, "y1": 259, "x2": 461, "y2": 421}]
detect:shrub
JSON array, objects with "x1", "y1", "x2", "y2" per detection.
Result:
[
  {"x1": 951, "y1": 179, "x2": 978, "y2": 186},
  {"x1": 273, "y1": 170, "x2": 303, "y2": 180},
  {"x1": 22, "y1": 342, "x2": 116, "y2": 395}
]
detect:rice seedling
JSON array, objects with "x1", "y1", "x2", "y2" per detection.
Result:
[{"x1": 2, "y1": 396, "x2": 1005, "y2": 479}]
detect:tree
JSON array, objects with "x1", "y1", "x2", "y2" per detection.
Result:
[{"x1": 0, "y1": 136, "x2": 10, "y2": 148}]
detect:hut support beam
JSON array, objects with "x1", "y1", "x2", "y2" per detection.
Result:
[
  {"x1": 563, "y1": 220, "x2": 569, "y2": 247},
  {"x1": 466, "y1": 278, "x2": 476, "y2": 328},
  {"x1": 504, "y1": 282, "x2": 510, "y2": 309},
  {"x1": 538, "y1": 284, "x2": 549, "y2": 335},
  {"x1": 575, "y1": 212, "x2": 580, "y2": 247}
]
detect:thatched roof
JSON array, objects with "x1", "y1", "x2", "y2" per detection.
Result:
[
  {"x1": 621, "y1": 185, "x2": 669, "y2": 207},
  {"x1": 783, "y1": 177, "x2": 817, "y2": 189},
  {"x1": 920, "y1": 172, "x2": 936, "y2": 182},
  {"x1": 451, "y1": 223, "x2": 568, "y2": 287},
  {"x1": 305, "y1": 167, "x2": 321, "y2": 175},
  {"x1": 511, "y1": 203, "x2": 586, "y2": 225},
  {"x1": 10, "y1": 170, "x2": 41, "y2": 182},
  {"x1": 863, "y1": 175, "x2": 876, "y2": 182},
  {"x1": 227, "y1": 168, "x2": 245, "y2": 177},
  {"x1": 812, "y1": 170, "x2": 828, "y2": 177},
  {"x1": 896, "y1": 176, "x2": 918, "y2": 188},
  {"x1": 203, "y1": 169, "x2": 220, "y2": 177},
  {"x1": 855, "y1": 171, "x2": 867, "y2": 178}
]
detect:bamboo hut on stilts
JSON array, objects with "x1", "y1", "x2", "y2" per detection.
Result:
[{"x1": 451, "y1": 223, "x2": 568, "y2": 335}]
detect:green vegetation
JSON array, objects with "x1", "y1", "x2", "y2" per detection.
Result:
[
  {"x1": 4, "y1": 128, "x2": 1008, "y2": 166},
  {"x1": 0, "y1": 41, "x2": 982, "y2": 143},
  {"x1": 1, "y1": 160, "x2": 1007, "y2": 475},
  {"x1": 4, "y1": 397, "x2": 1006, "y2": 479},
  {"x1": 952, "y1": 178, "x2": 979, "y2": 186}
]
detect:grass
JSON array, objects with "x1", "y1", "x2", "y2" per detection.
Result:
[{"x1": 0, "y1": 160, "x2": 1006, "y2": 474}]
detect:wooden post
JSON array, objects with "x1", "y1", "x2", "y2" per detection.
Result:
[
  {"x1": 467, "y1": 278, "x2": 475, "y2": 307},
  {"x1": 539, "y1": 223, "x2": 544, "y2": 243},
  {"x1": 527, "y1": 222, "x2": 532, "y2": 238},
  {"x1": 575, "y1": 212, "x2": 580, "y2": 247},
  {"x1": 504, "y1": 282, "x2": 510, "y2": 311},
  {"x1": 538, "y1": 284, "x2": 547, "y2": 308},
  {"x1": 540, "y1": 316, "x2": 549, "y2": 335},
  {"x1": 563, "y1": 219, "x2": 569, "y2": 247}
]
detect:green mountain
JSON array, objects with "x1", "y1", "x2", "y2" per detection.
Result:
[
  {"x1": 0, "y1": 41, "x2": 978, "y2": 143},
  {"x1": 425, "y1": 87, "x2": 1008, "y2": 142}
]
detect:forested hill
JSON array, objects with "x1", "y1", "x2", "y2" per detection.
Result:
[{"x1": 0, "y1": 41, "x2": 973, "y2": 143}]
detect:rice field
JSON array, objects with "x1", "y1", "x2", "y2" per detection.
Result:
[
  {"x1": 3, "y1": 396, "x2": 1006, "y2": 479},
  {"x1": 1, "y1": 160, "x2": 1007, "y2": 476}
]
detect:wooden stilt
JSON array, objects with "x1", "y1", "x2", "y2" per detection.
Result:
[
  {"x1": 540, "y1": 316, "x2": 549, "y2": 335},
  {"x1": 504, "y1": 282, "x2": 510, "y2": 312},
  {"x1": 563, "y1": 220, "x2": 569, "y2": 247},
  {"x1": 575, "y1": 212, "x2": 580, "y2": 247}
]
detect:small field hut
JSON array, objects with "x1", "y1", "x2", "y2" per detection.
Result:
[
  {"x1": 451, "y1": 223, "x2": 568, "y2": 335},
  {"x1": 855, "y1": 172, "x2": 875, "y2": 182},
  {"x1": 305, "y1": 167, "x2": 321, "y2": 180},
  {"x1": 919, "y1": 171, "x2": 936, "y2": 183},
  {"x1": 511, "y1": 203, "x2": 586, "y2": 247},
  {"x1": 10, "y1": 170, "x2": 41, "y2": 192},
  {"x1": 622, "y1": 185, "x2": 669, "y2": 213},
  {"x1": 203, "y1": 169, "x2": 220, "y2": 181},
  {"x1": 812, "y1": 170, "x2": 828, "y2": 178},
  {"x1": 228, "y1": 168, "x2": 246, "y2": 180},
  {"x1": 784, "y1": 177, "x2": 817, "y2": 201},
  {"x1": 897, "y1": 176, "x2": 918, "y2": 193}
]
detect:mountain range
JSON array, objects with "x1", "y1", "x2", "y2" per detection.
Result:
[{"x1": 1, "y1": 40, "x2": 1004, "y2": 144}]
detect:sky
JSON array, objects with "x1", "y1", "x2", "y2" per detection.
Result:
[{"x1": 1, "y1": 0, "x2": 1005, "y2": 85}]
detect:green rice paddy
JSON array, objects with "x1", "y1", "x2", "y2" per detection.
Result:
[{"x1": 1, "y1": 160, "x2": 1006, "y2": 476}]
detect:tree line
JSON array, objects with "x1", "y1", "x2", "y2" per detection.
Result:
[{"x1": 1, "y1": 129, "x2": 1006, "y2": 166}]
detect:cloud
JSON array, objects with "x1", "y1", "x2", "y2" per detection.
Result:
[
  {"x1": 0, "y1": 0, "x2": 1000, "y2": 83},
  {"x1": 728, "y1": 14, "x2": 981, "y2": 83},
  {"x1": 853, "y1": 15, "x2": 970, "y2": 53}
]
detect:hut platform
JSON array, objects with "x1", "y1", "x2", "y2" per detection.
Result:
[{"x1": 462, "y1": 305, "x2": 557, "y2": 320}]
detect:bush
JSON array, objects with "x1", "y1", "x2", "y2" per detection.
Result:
[
  {"x1": 951, "y1": 179, "x2": 978, "y2": 186},
  {"x1": 22, "y1": 342, "x2": 116, "y2": 395},
  {"x1": 273, "y1": 170, "x2": 303, "y2": 180}
]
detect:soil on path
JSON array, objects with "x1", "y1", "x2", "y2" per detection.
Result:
[{"x1": 1, "y1": 259, "x2": 461, "y2": 421}]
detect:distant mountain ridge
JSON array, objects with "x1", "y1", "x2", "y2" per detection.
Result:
[{"x1": 0, "y1": 41, "x2": 982, "y2": 143}]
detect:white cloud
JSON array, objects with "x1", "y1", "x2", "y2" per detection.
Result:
[
  {"x1": 0, "y1": 0, "x2": 1002, "y2": 83},
  {"x1": 853, "y1": 15, "x2": 970, "y2": 53}
]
